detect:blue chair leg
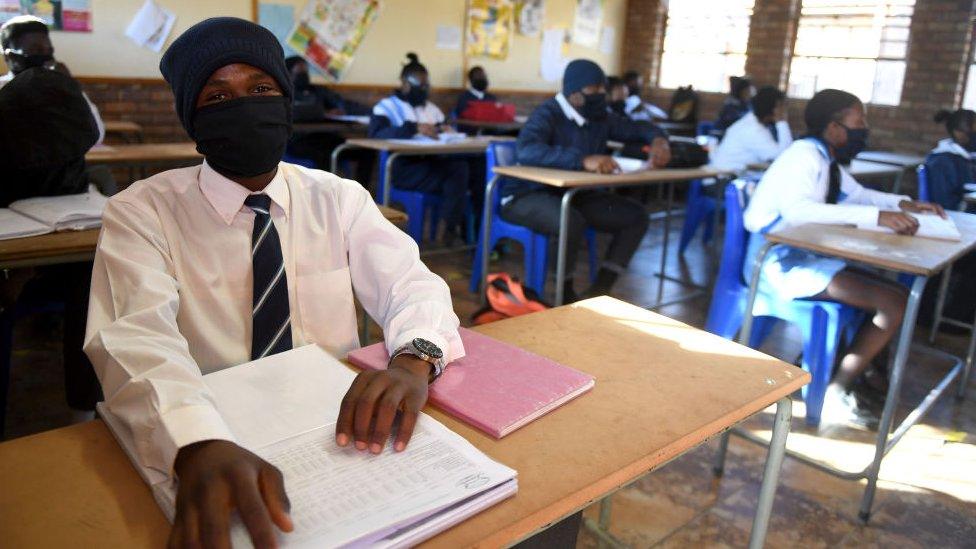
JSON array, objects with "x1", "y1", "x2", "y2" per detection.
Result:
[
  {"x1": 470, "y1": 231, "x2": 486, "y2": 293},
  {"x1": 801, "y1": 306, "x2": 842, "y2": 427},
  {"x1": 427, "y1": 196, "x2": 442, "y2": 243},
  {"x1": 585, "y1": 229, "x2": 598, "y2": 283},
  {"x1": 404, "y1": 199, "x2": 425, "y2": 243},
  {"x1": 749, "y1": 316, "x2": 778, "y2": 349},
  {"x1": 527, "y1": 232, "x2": 549, "y2": 296}
]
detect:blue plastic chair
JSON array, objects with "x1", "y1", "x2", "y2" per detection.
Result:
[
  {"x1": 282, "y1": 153, "x2": 317, "y2": 169},
  {"x1": 696, "y1": 121, "x2": 715, "y2": 137},
  {"x1": 376, "y1": 150, "x2": 474, "y2": 244},
  {"x1": 470, "y1": 141, "x2": 597, "y2": 295},
  {"x1": 705, "y1": 181, "x2": 863, "y2": 426},
  {"x1": 917, "y1": 164, "x2": 930, "y2": 202},
  {"x1": 678, "y1": 179, "x2": 716, "y2": 254}
]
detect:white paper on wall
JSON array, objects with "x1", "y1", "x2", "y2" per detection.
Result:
[{"x1": 124, "y1": 0, "x2": 177, "y2": 53}]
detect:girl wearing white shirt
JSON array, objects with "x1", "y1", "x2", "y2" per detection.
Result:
[
  {"x1": 743, "y1": 89, "x2": 944, "y2": 428},
  {"x1": 711, "y1": 86, "x2": 793, "y2": 172},
  {"x1": 368, "y1": 53, "x2": 470, "y2": 243}
]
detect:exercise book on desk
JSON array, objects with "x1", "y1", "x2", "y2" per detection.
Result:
[
  {"x1": 347, "y1": 328, "x2": 595, "y2": 438},
  {"x1": 0, "y1": 187, "x2": 107, "y2": 240},
  {"x1": 862, "y1": 212, "x2": 962, "y2": 241},
  {"x1": 98, "y1": 345, "x2": 517, "y2": 549}
]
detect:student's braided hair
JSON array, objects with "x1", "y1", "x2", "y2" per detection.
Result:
[
  {"x1": 934, "y1": 108, "x2": 976, "y2": 135},
  {"x1": 400, "y1": 52, "x2": 427, "y2": 79}
]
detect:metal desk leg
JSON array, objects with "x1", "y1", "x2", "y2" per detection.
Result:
[
  {"x1": 960, "y1": 304, "x2": 976, "y2": 399},
  {"x1": 892, "y1": 170, "x2": 905, "y2": 195},
  {"x1": 554, "y1": 188, "x2": 581, "y2": 306},
  {"x1": 479, "y1": 175, "x2": 500, "y2": 300},
  {"x1": 738, "y1": 241, "x2": 776, "y2": 347},
  {"x1": 748, "y1": 397, "x2": 792, "y2": 549},
  {"x1": 929, "y1": 263, "x2": 952, "y2": 344},
  {"x1": 656, "y1": 181, "x2": 676, "y2": 305},
  {"x1": 382, "y1": 152, "x2": 402, "y2": 206},
  {"x1": 330, "y1": 142, "x2": 354, "y2": 175},
  {"x1": 858, "y1": 275, "x2": 927, "y2": 522},
  {"x1": 713, "y1": 431, "x2": 731, "y2": 476}
]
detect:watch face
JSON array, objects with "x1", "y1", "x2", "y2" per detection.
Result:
[{"x1": 413, "y1": 338, "x2": 443, "y2": 359}]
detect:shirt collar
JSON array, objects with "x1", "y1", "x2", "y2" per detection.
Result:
[
  {"x1": 804, "y1": 136, "x2": 833, "y2": 160},
  {"x1": 555, "y1": 93, "x2": 586, "y2": 127},
  {"x1": 199, "y1": 160, "x2": 290, "y2": 225},
  {"x1": 468, "y1": 87, "x2": 485, "y2": 100},
  {"x1": 933, "y1": 137, "x2": 972, "y2": 159}
]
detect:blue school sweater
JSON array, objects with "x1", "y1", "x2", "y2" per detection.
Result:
[
  {"x1": 925, "y1": 146, "x2": 976, "y2": 211},
  {"x1": 506, "y1": 97, "x2": 666, "y2": 198}
]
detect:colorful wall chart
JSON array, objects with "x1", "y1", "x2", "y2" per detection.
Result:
[
  {"x1": 287, "y1": 0, "x2": 380, "y2": 81},
  {"x1": 1, "y1": 0, "x2": 92, "y2": 31},
  {"x1": 466, "y1": 0, "x2": 513, "y2": 60}
]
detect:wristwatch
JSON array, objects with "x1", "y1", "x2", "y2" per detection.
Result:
[{"x1": 390, "y1": 338, "x2": 446, "y2": 383}]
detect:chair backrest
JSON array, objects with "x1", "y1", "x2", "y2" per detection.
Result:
[
  {"x1": 716, "y1": 180, "x2": 751, "y2": 292},
  {"x1": 486, "y1": 140, "x2": 518, "y2": 214},
  {"x1": 917, "y1": 163, "x2": 930, "y2": 202}
]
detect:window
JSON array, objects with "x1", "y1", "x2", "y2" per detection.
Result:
[
  {"x1": 788, "y1": 0, "x2": 915, "y2": 106},
  {"x1": 658, "y1": 0, "x2": 755, "y2": 92},
  {"x1": 962, "y1": 39, "x2": 976, "y2": 110}
]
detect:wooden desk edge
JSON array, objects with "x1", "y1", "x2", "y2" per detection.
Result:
[{"x1": 764, "y1": 231, "x2": 943, "y2": 277}]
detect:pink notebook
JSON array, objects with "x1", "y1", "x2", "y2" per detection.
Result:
[{"x1": 347, "y1": 328, "x2": 595, "y2": 438}]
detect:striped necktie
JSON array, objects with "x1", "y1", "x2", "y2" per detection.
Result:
[{"x1": 245, "y1": 194, "x2": 292, "y2": 360}]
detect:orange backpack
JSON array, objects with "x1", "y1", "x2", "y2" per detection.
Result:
[{"x1": 471, "y1": 273, "x2": 550, "y2": 325}]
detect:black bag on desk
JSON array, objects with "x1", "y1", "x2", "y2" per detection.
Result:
[
  {"x1": 618, "y1": 140, "x2": 709, "y2": 168},
  {"x1": 668, "y1": 86, "x2": 700, "y2": 125}
]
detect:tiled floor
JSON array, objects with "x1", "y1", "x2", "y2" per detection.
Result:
[{"x1": 4, "y1": 213, "x2": 975, "y2": 548}]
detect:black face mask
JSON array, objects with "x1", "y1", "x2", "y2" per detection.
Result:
[
  {"x1": 292, "y1": 71, "x2": 311, "y2": 91},
  {"x1": 966, "y1": 131, "x2": 976, "y2": 153},
  {"x1": 193, "y1": 96, "x2": 292, "y2": 178},
  {"x1": 8, "y1": 52, "x2": 54, "y2": 74},
  {"x1": 580, "y1": 92, "x2": 608, "y2": 122},
  {"x1": 834, "y1": 124, "x2": 870, "y2": 164},
  {"x1": 470, "y1": 77, "x2": 488, "y2": 92},
  {"x1": 609, "y1": 99, "x2": 626, "y2": 115},
  {"x1": 402, "y1": 84, "x2": 429, "y2": 107}
]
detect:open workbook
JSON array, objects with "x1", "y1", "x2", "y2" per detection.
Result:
[
  {"x1": 98, "y1": 345, "x2": 517, "y2": 548},
  {"x1": 863, "y1": 212, "x2": 962, "y2": 241},
  {"x1": 0, "y1": 187, "x2": 107, "y2": 240}
]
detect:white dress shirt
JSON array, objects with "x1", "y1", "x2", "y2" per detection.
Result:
[
  {"x1": 85, "y1": 161, "x2": 464, "y2": 477},
  {"x1": 554, "y1": 92, "x2": 586, "y2": 127},
  {"x1": 711, "y1": 112, "x2": 792, "y2": 172},
  {"x1": 744, "y1": 138, "x2": 909, "y2": 234},
  {"x1": 372, "y1": 94, "x2": 445, "y2": 126}
]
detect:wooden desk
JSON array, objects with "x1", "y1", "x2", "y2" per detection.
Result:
[
  {"x1": 0, "y1": 208, "x2": 406, "y2": 271},
  {"x1": 103, "y1": 120, "x2": 145, "y2": 142},
  {"x1": 486, "y1": 165, "x2": 733, "y2": 306},
  {"x1": 331, "y1": 137, "x2": 502, "y2": 205},
  {"x1": 855, "y1": 151, "x2": 925, "y2": 168},
  {"x1": 85, "y1": 143, "x2": 202, "y2": 167},
  {"x1": 0, "y1": 297, "x2": 808, "y2": 548},
  {"x1": 739, "y1": 212, "x2": 976, "y2": 521}
]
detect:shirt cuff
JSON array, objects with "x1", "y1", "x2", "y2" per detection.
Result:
[
  {"x1": 387, "y1": 328, "x2": 465, "y2": 365},
  {"x1": 151, "y1": 404, "x2": 237, "y2": 477},
  {"x1": 854, "y1": 205, "x2": 882, "y2": 229}
]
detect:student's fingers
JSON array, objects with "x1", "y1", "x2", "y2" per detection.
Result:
[
  {"x1": 353, "y1": 375, "x2": 392, "y2": 450},
  {"x1": 259, "y1": 465, "x2": 293, "y2": 533},
  {"x1": 232, "y1": 473, "x2": 278, "y2": 549},
  {"x1": 393, "y1": 392, "x2": 425, "y2": 452},
  {"x1": 199, "y1": 484, "x2": 233, "y2": 549},
  {"x1": 368, "y1": 384, "x2": 406, "y2": 453},
  {"x1": 336, "y1": 372, "x2": 374, "y2": 446}
]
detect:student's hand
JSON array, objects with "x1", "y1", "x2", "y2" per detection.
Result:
[
  {"x1": 878, "y1": 210, "x2": 920, "y2": 235},
  {"x1": 583, "y1": 155, "x2": 621, "y2": 174},
  {"x1": 335, "y1": 355, "x2": 430, "y2": 454},
  {"x1": 417, "y1": 123, "x2": 439, "y2": 138},
  {"x1": 899, "y1": 200, "x2": 947, "y2": 218},
  {"x1": 169, "y1": 440, "x2": 293, "y2": 549},
  {"x1": 649, "y1": 137, "x2": 671, "y2": 168}
]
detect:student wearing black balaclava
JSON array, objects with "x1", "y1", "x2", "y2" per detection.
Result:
[
  {"x1": 742, "y1": 88, "x2": 944, "y2": 430},
  {"x1": 86, "y1": 19, "x2": 464, "y2": 549},
  {"x1": 607, "y1": 76, "x2": 629, "y2": 116},
  {"x1": 714, "y1": 75, "x2": 754, "y2": 135},
  {"x1": 368, "y1": 53, "x2": 470, "y2": 244},
  {"x1": 455, "y1": 65, "x2": 497, "y2": 118},
  {"x1": 507, "y1": 59, "x2": 671, "y2": 302},
  {"x1": 925, "y1": 108, "x2": 976, "y2": 211}
]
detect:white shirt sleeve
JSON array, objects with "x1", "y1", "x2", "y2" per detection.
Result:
[
  {"x1": 341, "y1": 183, "x2": 464, "y2": 361},
  {"x1": 838, "y1": 167, "x2": 909, "y2": 212},
  {"x1": 84, "y1": 199, "x2": 236, "y2": 477},
  {"x1": 83, "y1": 92, "x2": 105, "y2": 147}
]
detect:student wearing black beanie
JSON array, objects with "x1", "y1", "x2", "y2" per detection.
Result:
[
  {"x1": 86, "y1": 17, "x2": 464, "y2": 548},
  {"x1": 741, "y1": 88, "x2": 944, "y2": 430}
]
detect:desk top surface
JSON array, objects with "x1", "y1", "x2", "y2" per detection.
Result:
[
  {"x1": 103, "y1": 120, "x2": 144, "y2": 134},
  {"x1": 85, "y1": 142, "x2": 202, "y2": 164},
  {"x1": 455, "y1": 119, "x2": 525, "y2": 131},
  {"x1": 492, "y1": 165, "x2": 730, "y2": 188},
  {"x1": 745, "y1": 159, "x2": 904, "y2": 178},
  {"x1": 0, "y1": 297, "x2": 808, "y2": 548},
  {"x1": 856, "y1": 150, "x2": 926, "y2": 167},
  {"x1": 766, "y1": 211, "x2": 976, "y2": 276},
  {"x1": 344, "y1": 137, "x2": 499, "y2": 153}
]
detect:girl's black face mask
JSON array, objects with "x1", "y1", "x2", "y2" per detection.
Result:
[
  {"x1": 7, "y1": 51, "x2": 54, "y2": 74},
  {"x1": 834, "y1": 123, "x2": 869, "y2": 164},
  {"x1": 965, "y1": 131, "x2": 976, "y2": 152},
  {"x1": 580, "y1": 92, "x2": 608, "y2": 121},
  {"x1": 470, "y1": 77, "x2": 489, "y2": 92},
  {"x1": 192, "y1": 96, "x2": 292, "y2": 178},
  {"x1": 609, "y1": 99, "x2": 626, "y2": 115}
]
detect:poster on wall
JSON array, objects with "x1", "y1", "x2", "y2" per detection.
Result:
[
  {"x1": 571, "y1": 0, "x2": 602, "y2": 48},
  {"x1": 287, "y1": 0, "x2": 380, "y2": 82},
  {"x1": 515, "y1": 0, "x2": 543, "y2": 37},
  {"x1": 466, "y1": 0, "x2": 513, "y2": 60},
  {"x1": 8, "y1": 0, "x2": 92, "y2": 31}
]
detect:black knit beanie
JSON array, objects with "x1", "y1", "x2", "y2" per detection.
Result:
[
  {"x1": 159, "y1": 17, "x2": 293, "y2": 140},
  {"x1": 804, "y1": 89, "x2": 861, "y2": 136},
  {"x1": 562, "y1": 59, "x2": 606, "y2": 96}
]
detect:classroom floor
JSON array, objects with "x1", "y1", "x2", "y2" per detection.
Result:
[{"x1": 4, "y1": 211, "x2": 975, "y2": 548}]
